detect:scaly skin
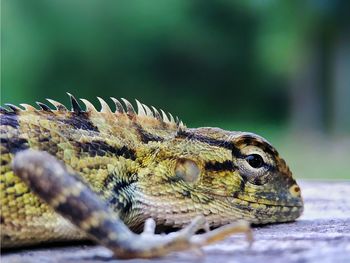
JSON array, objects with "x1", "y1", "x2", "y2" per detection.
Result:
[{"x1": 0, "y1": 94, "x2": 303, "y2": 258}]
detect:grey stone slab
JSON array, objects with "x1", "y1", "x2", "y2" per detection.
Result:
[{"x1": 2, "y1": 180, "x2": 350, "y2": 263}]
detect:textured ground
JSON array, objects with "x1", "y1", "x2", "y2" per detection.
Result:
[{"x1": 2, "y1": 180, "x2": 350, "y2": 263}]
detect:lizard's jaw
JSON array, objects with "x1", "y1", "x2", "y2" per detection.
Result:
[
  {"x1": 226, "y1": 180, "x2": 304, "y2": 224},
  {"x1": 227, "y1": 196, "x2": 304, "y2": 224},
  {"x1": 133, "y1": 189, "x2": 303, "y2": 230}
]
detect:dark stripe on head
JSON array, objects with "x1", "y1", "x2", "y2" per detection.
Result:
[
  {"x1": 240, "y1": 135, "x2": 278, "y2": 156},
  {"x1": 62, "y1": 112, "x2": 99, "y2": 132},
  {"x1": 0, "y1": 137, "x2": 29, "y2": 154},
  {"x1": 76, "y1": 140, "x2": 136, "y2": 160},
  {"x1": 176, "y1": 130, "x2": 243, "y2": 158},
  {"x1": 0, "y1": 112, "x2": 19, "y2": 129},
  {"x1": 176, "y1": 130, "x2": 231, "y2": 149},
  {"x1": 134, "y1": 123, "x2": 164, "y2": 143},
  {"x1": 205, "y1": 160, "x2": 236, "y2": 172}
]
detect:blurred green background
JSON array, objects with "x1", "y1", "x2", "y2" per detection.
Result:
[{"x1": 1, "y1": 0, "x2": 350, "y2": 179}]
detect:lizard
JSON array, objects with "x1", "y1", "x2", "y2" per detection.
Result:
[{"x1": 0, "y1": 93, "x2": 303, "y2": 258}]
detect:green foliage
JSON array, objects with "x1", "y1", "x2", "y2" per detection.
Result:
[{"x1": 1, "y1": 0, "x2": 312, "y2": 124}]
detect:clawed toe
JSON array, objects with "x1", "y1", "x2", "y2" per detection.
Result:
[
  {"x1": 117, "y1": 217, "x2": 253, "y2": 258},
  {"x1": 180, "y1": 215, "x2": 208, "y2": 236},
  {"x1": 190, "y1": 220, "x2": 252, "y2": 246},
  {"x1": 142, "y1": 218, "x2": 157, "y2": 235}
]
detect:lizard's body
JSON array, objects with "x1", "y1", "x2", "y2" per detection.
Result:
[{"x1": 0, "y1": 95, "x2": 303, "y2": 258}]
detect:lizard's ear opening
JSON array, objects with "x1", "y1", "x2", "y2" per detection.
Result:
[{"x1": 175, "y1": 159, "x2": 200, "y2": 183}]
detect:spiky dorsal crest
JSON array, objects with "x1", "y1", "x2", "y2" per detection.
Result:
[
  {"x1": 36, "y1": 102, "x2": 52, "y2": 112},
  {"x1": 1, "y1": 93, "x2": 185, "y2": 129},
  {"x1": 97, "y1": 97, "x2": 112, "y2": 113},
  {"x1": 79, "y1": 99, "x2": 97, "y2": 112},
  {"x1": 67, "y1": 92, "x2": 82, "y2": 113},
  {"x1": 46, "y1": 99, "x2": 68, "y2": 111}
]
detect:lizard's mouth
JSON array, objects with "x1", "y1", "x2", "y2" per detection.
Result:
[
  {"x1": 234, "y1": 196, "x2": 304, "y2": 208},
  {"x1": 208, "y1": 193, "x2": 303, "y2": 224},
  {"x1": 209, "y1": 191, "x2": 303, "y2": 208},
  {"x1": 228, "y1": 196, "x2": 304, "y2": 224}
]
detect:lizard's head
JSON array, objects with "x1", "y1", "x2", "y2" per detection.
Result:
[{"x1": 139, "y1": 127, "x2": 303, "y2": 228}]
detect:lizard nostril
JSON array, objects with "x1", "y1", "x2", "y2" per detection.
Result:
[{"x1": 289, "y1": 184, "x2": 301, "y2": 197}]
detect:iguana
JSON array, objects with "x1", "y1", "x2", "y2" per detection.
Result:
[{"x1": 0, "y1": 94, "x2": 303, "y2": 258}]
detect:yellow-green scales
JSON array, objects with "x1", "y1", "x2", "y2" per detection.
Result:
[{"x1": 0, "y1": 94, "x2": 303, "y2": 258}]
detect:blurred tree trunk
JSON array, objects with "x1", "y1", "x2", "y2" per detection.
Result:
[
  {"x1": 289, "y1": 43, "x2": 325, "y2": 134},
  {"x1": 332, "y1": 34, "x2": 350, "y2": 135},
  {"x1": 289, "y1": 28, "x2": 350, "y2": 135}
]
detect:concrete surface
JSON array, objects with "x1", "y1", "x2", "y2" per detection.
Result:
[{"x1": 2, "y1": 181, "x2": 350, "y2": 263}]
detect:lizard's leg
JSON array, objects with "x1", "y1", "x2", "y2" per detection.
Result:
[{"x1": 13, "y1": 150, "x2": 252, "y2": 259}]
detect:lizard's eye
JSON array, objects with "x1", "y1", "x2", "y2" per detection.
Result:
[{"x1": 245, "y1": 154, "x2": 264, "y2": 169}]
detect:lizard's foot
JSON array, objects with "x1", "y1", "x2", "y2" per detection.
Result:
[{"x1": 119, "y1": 216, "x2": 252, "y2": 258}]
